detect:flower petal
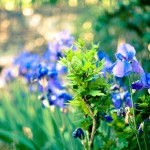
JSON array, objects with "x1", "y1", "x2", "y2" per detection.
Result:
[
  {"x1": 131, "y1": 81, "x2": 143, "y2": 90},
  {"x1": 131, "y1": 58, "x2": 144, "y2": 74},
  {"x1": 140, "y1": 73, "x2": 147, "y2": 86},
  {"x1": 115, "y1": 53, "x2": 126, "y2": 61},
  {"x1": 118, "y1": 43, "x2": 136, "y2": 60},
  {"x1": 125, "y1": 97, "x2": 132, "y2": 108},
  {"x1": 112, "y1": 61, "x2": 132, "y2": 77},
  {"x1": 112, "y1": 94, "x2": 121, "y2": 109},
  {"x1": 146, "y1": 73, "x2": 150, "y2": 79}
]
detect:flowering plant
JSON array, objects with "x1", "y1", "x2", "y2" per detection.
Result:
[
  {"x1": 60, "y1": 40, "x2": 150, "y2": 150},
  {"x1": 2, "y1": 32, "x2": 149, "y2": 149}
]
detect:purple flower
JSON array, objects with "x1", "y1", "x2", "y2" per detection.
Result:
[
  {"x1": 97, "y1": 50, "x2": 113, "y2": 74},
  {"x1": 112, "y1": 93, "x2": 122, "y2": 109},
  {"x1": 132, "y1": 73, "x2": 150, "y2": 90},
  {"x1": 14, "y1": 51, "x2": 40, "y2": 81},
  {"x1": 49, "y1": 93, "x2": 72, "y2": 108},
  {"x1": 112, "y1": 44, "x2": 144, "y2": 77},
  {"x1": 111, "y1": 85, "x2": 132, "y2": 109}
]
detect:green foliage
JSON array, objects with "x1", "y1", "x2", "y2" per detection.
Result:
[
  {"x1": 136, "y1": 95, "x2": 150, "y2": 122},
  {"x1": 94, "y1": 0, "x2": 150, "y2": 72},
  {"x1": 0, "y1": 82, "x2": 81, "y2": 150},
  {"x1": 60, "y1": 40, "x2": 112, "y2": 148}
]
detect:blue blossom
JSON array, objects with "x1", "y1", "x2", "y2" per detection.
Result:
[
  {"x1": 6, "y1": 31, "x2": 75, "y2": 108},
  {"x1": 104, "y1": 115, "x2": 113, "y2": 122},
  {"x1": 72, "y1": 128, "x2": 84, "y2": 140},
  {"x1": 111, "y1": 85, "x2": 132, "y2": 109},
  {"x1": 3, "y1": 68, "x2": 16, "y2": 82},
  {"x1": 49, "y1": 93, "x2": 72, "y2": 108},
  {"x1": 97, "y1": 50, "x2": 113, "y2": 74},
  {"x1": 132, "y1": 73, "x2": 150, "y2": 90},
  {"x1": 58, "y1": 30, "x2": 74, "y2": 47},
  {"x1": 111, "y1": 43, "x2": 144, "y2": 77},
  {"x1": 43, "y1": 30, "x2": 75, "y2": 62},
  {"x1": 14, "y1": 51, "x2": 40, "y2": 81}
]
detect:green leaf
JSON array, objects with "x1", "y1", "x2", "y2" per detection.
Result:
[
  {"x1": 69, "y1": 99, "x2": 81, "y2": 107},
  {"x1": 66, "y1": 49, "x2": 74, "y2": 61},
  {"x1": 88, "y1": 90, "x2": 106, "y2": 97},
  {"x1": 59, "y1": 57, "x2": 67, "y2": 65}
]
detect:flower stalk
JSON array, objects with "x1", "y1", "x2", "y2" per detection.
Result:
[
  {"x1": 128, "y1": 76, "x2": 142, "y2": 150},
  {"x1": 83, "y1": 96, "x2": 96, "y2": 150}
]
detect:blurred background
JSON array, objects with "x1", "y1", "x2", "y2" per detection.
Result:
[
  {"x1": 0, "y1": 0, "x2": 150, "y2": 149},
  {"x1": 0, "y1": 0, "x2": 149, "y2": 69}
]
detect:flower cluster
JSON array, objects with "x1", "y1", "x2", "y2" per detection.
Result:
[
  {"x1": 4, "y1": 31, "x2": 74, "y2": 108},
  {"x1": 111, "y1": 84, "x2": 132, "y2": 109}
]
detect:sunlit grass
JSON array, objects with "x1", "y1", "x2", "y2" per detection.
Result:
[{"x1": 0, "y1": 81, "x2": 81, "y2": 150}]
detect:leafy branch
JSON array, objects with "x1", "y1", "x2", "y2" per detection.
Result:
[{"x1": 59, "y1": 40, "x2": 112, "y2": 149}]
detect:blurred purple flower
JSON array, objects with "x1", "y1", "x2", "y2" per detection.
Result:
[
  {"x1": 49, "y1": 93, "x2": 72, "y2": 108},
  {"x1": 43, "y1": 30, "x2": 75, "y2": 62},
  {"x1": 97, "y1": 50, "x2": 113, "y2": 74},
  {"x1": 111, "y1": 85, "x2": 132, "y2": 109},
  {"x1": 111, "y1": 44, "x2": 144, "y2": 77},
  {"x1": 132, "y1": 73, "x2": 150, "y2": 90},
  {"x1": 8, "y1": 31, "x2": 75, "y2": 108},
  {"x1": 14, "y1": 51, "x2": 40, "y2": 81}
]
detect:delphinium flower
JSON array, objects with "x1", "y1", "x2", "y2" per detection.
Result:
[
  {"x1": 2, "y1": 67, "x2": 18, "y2": 83},
  {"x1": 32, "y1": 62, "x2": 72, "y2": 108},
  {"x1": 97, "y1": 50, "x2": 113, "y2": 74},
  {"x1": 5, "y1": 31, "x2": 75, "y2": 109},
  {"x1": 32, "y1": 31, "x2": 75, "y2": 108},
  {"x1": 132, "y1": 73, "x2": 150, "y2": 90},
  {"x1": 42, "y1": 31, "x2": 75, "y2": 76},
  {"x1": 111, "y1": 84, "x2": 132, "y2": 109},
  {"x1": 49, "y1": 93, "x2": 72, "y2": 108},
  {"x1": 13, "y1": 51, "x2": 40, "y2": 82},
  {"x1": 58, "y1": 30, "x2": 75, "y2": 48},
  {"x1": 111, "y1": 43, "x2": 144, "y2": 77},
  {"x1": 0, "y1": 67, "x2": 17, "y2": 88},
  {"x1": 43, "y1": 30, "x2": 75, "y2": 62},
  {"x1": 72, "y1": 128, "x2": 85, "y2": 140},
  {"x1": 104, "y1": 115, "x2": 113, "y2": 122}
]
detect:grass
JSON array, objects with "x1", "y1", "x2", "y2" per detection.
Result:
[{"x1": 0, "y1": 81, "x2": 82, "y2": 150}]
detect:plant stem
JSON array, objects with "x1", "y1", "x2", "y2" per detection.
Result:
[
  {"x1": 143, "y1": 120, "x2": 148, "y2": 150},
  {"x1": 83, "y1": 96, "x2": 96, "y2": 150},
  {"x1": 128, "y1": 76, "x2": 141, "y2": 150},
  {"x1": 144, "y1": 136, "x2": 148, "y2": 150}
]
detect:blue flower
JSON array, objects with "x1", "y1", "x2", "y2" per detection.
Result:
[
  {"x1": 111, "y1": 85, "x2": 132, "y2": 109},
  {"x1": 72, "y1": 128, "x2": 84, "y2": 140},
  {"x1": 112, "y1": 93, "x2": 122, "y2": 109},
  {"x1": 14, "y1": 51, "x2": 40, "y2": 81},
  {"x1": 104, "y1": 115, "x2": 113, "y2": 122},
  {"x1": 97, "y1": 50, "x2": 113, "y2": 74},
  {"x1": 111, "y1": 43, "x2": 144, "y2": 77},
  {"x1": 132, "y1": 73, "x2": 150, "y2": 90},
  {"x1": 50, "y1": 93, "x2": 72, "y2": 108}
]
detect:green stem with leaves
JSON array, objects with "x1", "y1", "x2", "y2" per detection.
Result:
[
  {"x1": 83, "y1": 96, "x2": 96, "y2": 150},
  {"x1": 128, "y1": 76, "x2": 141, "y2": 150}
]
